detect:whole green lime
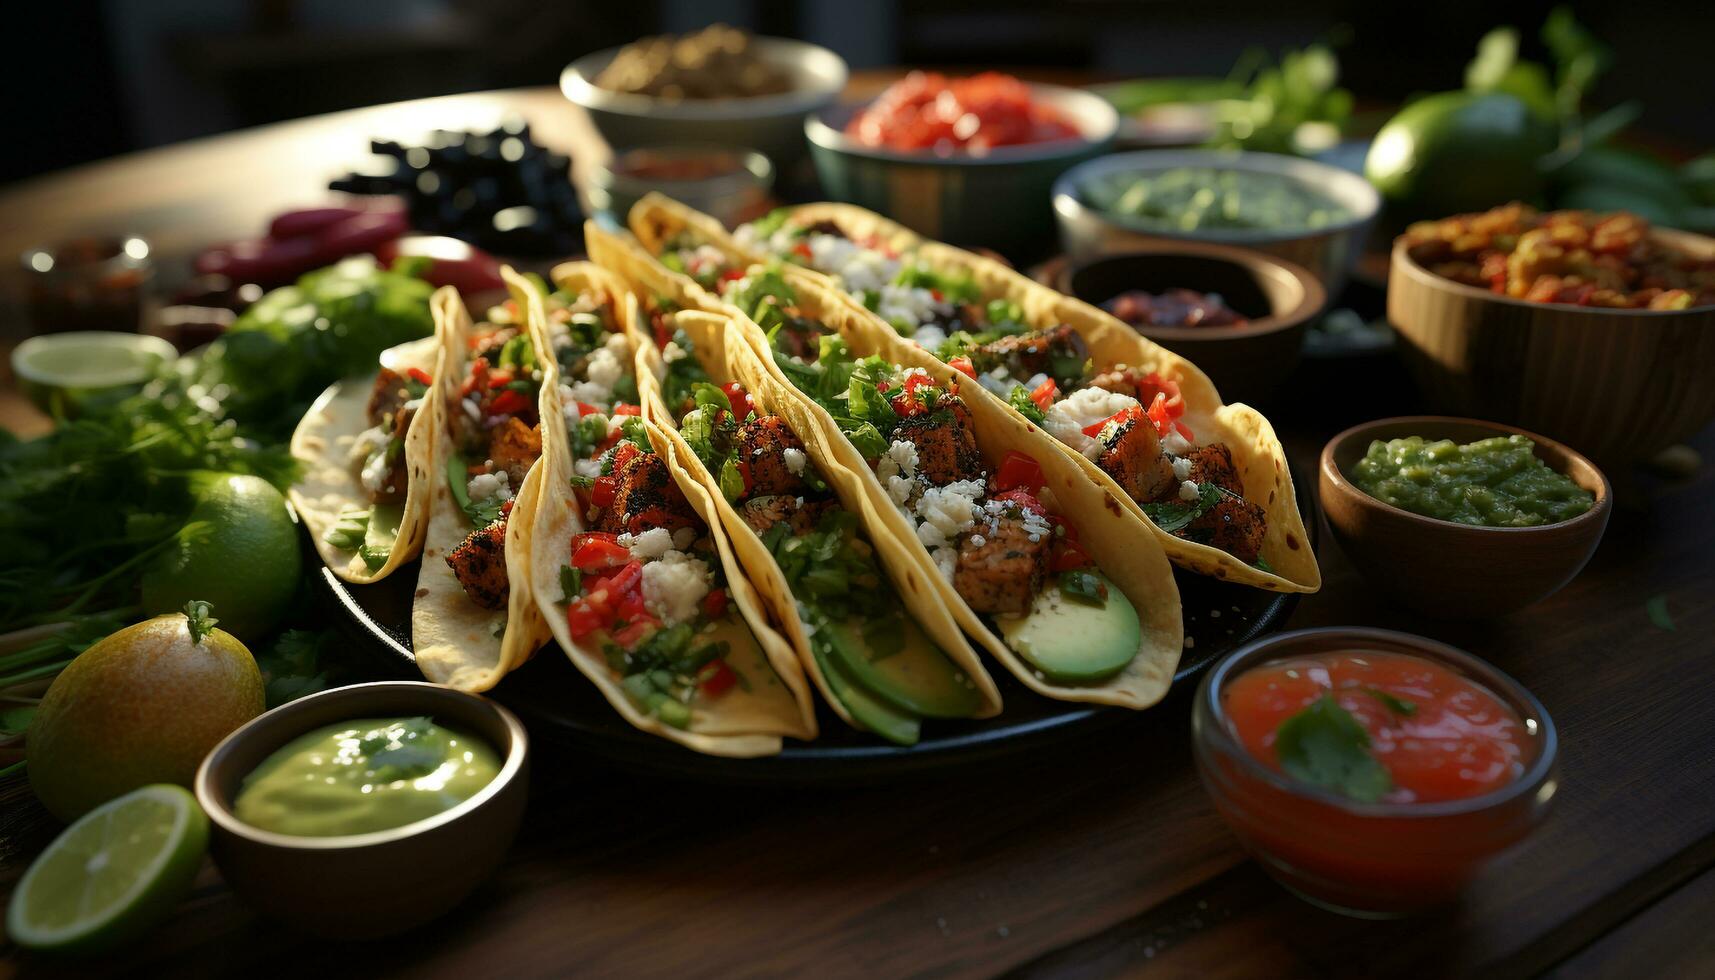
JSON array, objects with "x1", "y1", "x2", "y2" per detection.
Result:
[
  {"x1": 141, "y1": 473, "x2": 301, "y2": 642},
  {"x1": 1365, "y1": 91, "x2": 1556, "y2": 219},
  {"x1": 28, "y1": 605, "x2": 264, "y2": 822}
]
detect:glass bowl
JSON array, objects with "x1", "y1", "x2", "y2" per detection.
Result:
[{"x1": 1192, "y1": 627, "x2": 1559, "y2": 917}]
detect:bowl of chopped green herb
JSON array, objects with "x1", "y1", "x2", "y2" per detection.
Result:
[{"x1": 1054, "y1": 149, "x2": 1378, "y2": 298}]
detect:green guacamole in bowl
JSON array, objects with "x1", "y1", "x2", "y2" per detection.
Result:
[{"x1": 1351, "y1": 435, "x2": 1595, "y2": 528}]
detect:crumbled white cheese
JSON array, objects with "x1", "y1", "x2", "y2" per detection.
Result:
[
  {"x1": 1045, "y1": 387, "x2": 1141, "y2": 460},
  {"x1": 461, "y1": 395, "x2": 483, "y2": 426},
  {"x1": 1179, "y1": 480, "x2": 1201, "y2": 502},
  {"x1": 1172, "y1": 456, "x2": 1193, "y2": 481},
  {"x1": 1162, "y1": 429, "x2": 1193, "y2": 456},
  {"x1": 783, "y1": 447, "x2": 807, "y2": 475},
  {"x1": 359, "y1": 440, "x2": 393, "y2": 494},
  {"x1": 969, "y1": 534, "x2": 987, "y2": 549},
  {"x1": 467, "y1": 470, "x2": 512, "y2": 504},
  {"x1": 573, "y1": 457, "x2": 603, "y2": 479},
  {"x1": 875, "y1": 283, "x2": 950, "y2": 332},
  {"x1": 931, "y1": 544, "x2": 958, "y2": 582},
  {"x1": 912, "y1": 324, "x2": 948, "y2": 349},
  {"x1": 913, "y1": 479, "x2": 985, "y2": 549},
  {"x1": 347, "y1": 424, "x2": 388, "y2": 469},
  {"x1": 662, "y1": 341, "x2": 687, "y2": 363},
  {"x1": 875, "y1": 439, "x2": 921, "y2": 508},
  {"x1": 676, "y1": 244, "x2": 730, "y2": 278},
  {"x1": 641, "y1": 550, "x2": 711, "y2": 626},
  {"x1": 619, "y1": 527, "x2": 675, "y2": 561}
]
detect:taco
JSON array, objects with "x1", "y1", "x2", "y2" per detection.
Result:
[
  {"x1": 411, "y1": 281, "x2": 551, "y2": 691},
  {"x1": 596, "y1": 222, "x2": 1182, "y2": 706},
  {"x1": 588, "y1": 241, "x2": 1002, "y2": 742},
  {"x1": 629, "y1": 194, "x2": 1319, "y2": 594},
  {"x1": 522, "y1": 263, "x2": 817, "y2": 755},
  {"x1": 290, "y1": 338, "x2": 438, "y2": 583}
]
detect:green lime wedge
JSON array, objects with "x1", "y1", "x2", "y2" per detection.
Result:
[
  {"x1": 11, "y1": 331, "x2": 177, "y2": 418},
  {"x1": 7, "y1": 784, "x2": 209, "y2": 955}
]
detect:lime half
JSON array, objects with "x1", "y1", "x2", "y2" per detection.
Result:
[
  {"x1": 11, "y1": 331, "x2": 176, "y2": 417},
  {"x1": 8, "y1": 784, "x2": 209, "y2": 955}
]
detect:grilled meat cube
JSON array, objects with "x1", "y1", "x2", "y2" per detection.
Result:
[
  {"x1": 446, "y1": 516, "x2": 510, "y2": 610},
  {"x1": 735, "y1": 416, "x2": 808, "y2": 496},
  {"x1": 954, "y1": 515, "x2": 1050, "y2": 615},
  {"x1": 1182, "y1": 488, "x2": 1267, "y2": 564},
  {"x1": 366, "y1": 367, "x2": 412, "y2": 426},
  {"x1": 1097, "y1": 416, "x2": 1176, "y2": 502},
  {"x1": 737, "y1": 494, "x2": 833, "y2": 536},
  {"x1": 1183, "y1": 443, "x2": 1244, "y2": 496},
  {"x1": 487, "y1": 417, "x2": 543, "y2": 487},
  {"x1": 969, "y1": 324, "x2": 1089, "y2": 383},
  {"x1": 601, "y1": 451, "x2": 701, "y2": 536},
  {"x1": 893, "y1": 399, "x2": 984, "y2": 485}
]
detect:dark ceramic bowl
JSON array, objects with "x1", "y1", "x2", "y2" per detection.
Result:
[
  {"x1": 804, "y1": 83, "x2": 1117, "y2": 259},
  {"x1": 1062, "y1": 243, "x2": 1325, "y2": 404},
  {"x1": 194, "y1": 682, "x2": 528, "y2": 937},
  {"x1": 1319, "y1": 416, "x2": 1611, "y2": 618}
]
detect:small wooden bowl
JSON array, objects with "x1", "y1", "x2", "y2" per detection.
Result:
[
  {"x1": 1062, "y1": 243, "x2": 1325, "y2": 404},
  {"x1": 1387, "y1": 231, "x2": 1715, "y2": 466},
  {"x1": 1319, "y1": 416, "x2": 1611, "y2": 618},
  {"x1": 194, "y1": 681, "x2": 529, "y2": 937}
]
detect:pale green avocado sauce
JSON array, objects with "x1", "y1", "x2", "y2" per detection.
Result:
[
  {"x1": 234, "y1": 716, "x2": 500, "y2": 837},
  {"x1": 1352, "y1": 435, "x2": 1594, "y2": 527}
]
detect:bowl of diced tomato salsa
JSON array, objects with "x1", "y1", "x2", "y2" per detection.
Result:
[
  {"x1": 1193, "y1": 627, "x2": 1558, "y2": 918},
  {"x1": 805, "y1": 71, "x2": 1117, "y2": 260}
]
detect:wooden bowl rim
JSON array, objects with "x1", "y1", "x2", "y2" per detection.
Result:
[
  {"x1": 1064, "y1": 241, "x2": 1326, "y2": 341},
  {"x1": 1390, "y1": 230, "x2": 1715, "y2": 315},
  {"x1": 193, "y1": 680, "x2": 529, "y2": 852},
  {"x1": 1319, "y1": 415, "x2": 1613, "y2": 538}
]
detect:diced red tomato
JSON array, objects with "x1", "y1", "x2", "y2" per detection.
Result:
[
  {"x1": 994, "y1": 450, "x2": 1045, "y2": 493},
  {"x1": 460, "y1": 359, "x2": 490, "y2": 396},
  {"x1": 610, "y1": 618, "x2": 656, "y2": 650},
  {"x1": 792, "y1": 242, "x2": 813, "y2": 261},
  {"x1": 948, "y1": 355, "x2": 976, "y2": 379},
  {"x1": 991, "y1": 488, "x2": 1047, "y2": 515},
  {"x1": 719, "y1": 267, "x2": 746, "y2": 283},
  {"x1": 500, "y1": 500, "x2": 514, "y2": 517},
  {"x1": 487, "y1": 389, "x2": 530, "y2": 417},
  {"x1": 570, "y1": 532, "x2": 629, "y2": 571},
  {"x1": 486, "y1": 370, "x2": 514, "y2": 390},
  {"x1": 565, "y1": 598, "x2": 609, "y2": 641},
  {"x1": 1050, "y1": 537, "x2": 1093, "y2": 572},
  {"x1": 720, "y1": 381, "x2": 754, "y2": 419},
  {"x1": 697, "y1": 659, "x2": 738, "y2": 697},
  {"x1": 604, "y1": 559, "x2": 645, "y2": 599},
  {"x1": 615, "y1": 587, "x2": 650, "y2": 624},
  {"x1": 612, "y1": 403, "x2": 642, "y2": 416},
  {"x1": 1029, "y1": 377, "x2": 1058, "y2": 411},
  {"x1": 1083, "y1": 406, "x2": 1141, "y2": 439},
  {"x1": 589, "y1": 474, "x2": 619, "y2": 509},
  {"x1": 702, "y1": 588, "x2": 729, "y2": 620},
  {"x1": 577, "y1": 401, "x2": 600, "y2": 417},
  {"x1": 407, "y1": 367, "x2": 433, "y2": 386},
  {"x1": 650, "y1": 311, "x2": 674, "y2": 350},
  {"x1": 930, "y1": 288, "x2": 944, "y2": 302}
]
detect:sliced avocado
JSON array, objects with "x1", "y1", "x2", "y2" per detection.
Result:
[
  {"x1": 819, "y1": 616, "x2": 982, "y2": 719},
  {"x1": 997, "y1": 573, "x2": 1140, "y2": 685},
  {"x1": 812, "y1": 643, "x2": 920, "y2": 746},
  {"x1": 358, "y1": 502, "x2": 405, "y2": 570}
]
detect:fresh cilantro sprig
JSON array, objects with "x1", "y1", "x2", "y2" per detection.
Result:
[{"x1": 1274, "y1": 693, "x2": 1393, "y2": 803}]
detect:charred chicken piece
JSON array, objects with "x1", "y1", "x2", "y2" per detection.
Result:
[
  {"x1": 446, "y1": 516, "x2": 510, "y2": 609},
  {"x1": 893, "y1": 399, "x2": 984, "y2": 486},
  {"x1": 954, "y1": 514, "x2": 1050, "y2": 615},
  {"x1": 487, "y1": 418, "x2": 543, "y2": 487},
  {"x1": 1096, "y1": 416, "x2": 1176, "y2": 502},
  {"x1": 735, "y1": 416, "x2": 808, "y2": 497},
  {"x1": 601, "y1": 450, "x2": 701, "y2": 536}
]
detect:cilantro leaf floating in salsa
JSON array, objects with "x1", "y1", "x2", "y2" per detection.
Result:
[{"x1": 1273, "y1": 693, "x2": 1394, "y2": 803}]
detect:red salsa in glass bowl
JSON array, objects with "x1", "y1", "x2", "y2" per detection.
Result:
[{"x1": 1193, "y1": 627, "x2": 1558, "y2": 917}]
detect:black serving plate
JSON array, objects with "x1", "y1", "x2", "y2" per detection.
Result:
[{"x1": 323, "y1": 461, "x2": 1315, "y2": 782}]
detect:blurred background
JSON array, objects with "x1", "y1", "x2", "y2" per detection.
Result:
[{"x1": 5, "y1": 0, "x2": 1710, "y2": 185}]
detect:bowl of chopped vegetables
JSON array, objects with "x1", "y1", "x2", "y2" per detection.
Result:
[
  {"x1": 1388, "y1": 205, "x2": 1715, "y2": 464},
  {"x1": 1053, "y1": 149, "x2": 1378, "y2": 297},
  {"x1": 805, "y1": 72, "x2": 1117, "y2": 260},
  {"x1": 1319, "y1": 416, "x2": 1610, "y2": 618}
]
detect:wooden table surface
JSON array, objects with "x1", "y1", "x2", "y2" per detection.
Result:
[{"x1": 2, "y1": 87, "x2": 1712, "y2": 980}]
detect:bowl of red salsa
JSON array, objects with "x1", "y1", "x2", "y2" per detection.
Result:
[
  {"x1": 805, "y1": 72, "x2": 1117, "y2": 261},
  {"x1": 1193, "y1": 627, "x2": 1558, "y2": 917}
]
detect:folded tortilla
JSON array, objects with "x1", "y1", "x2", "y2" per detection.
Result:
[
  {"x1": 526, "y1": 262, "x2": 817, "y2": 755},
  {"x1": 410, "y1": 282, "x2": 550, "y2": 692},
  {"x1": 289, "y1": 337, "x2": 438, "y2": 584},
  {"x1": 628, "y1": 193, "x2": 1320, "y2": 594}
]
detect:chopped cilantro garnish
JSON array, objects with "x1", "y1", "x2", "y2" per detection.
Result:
[{"x1": 1274, "y1": 693, "x2": 1393, "y2": 803}]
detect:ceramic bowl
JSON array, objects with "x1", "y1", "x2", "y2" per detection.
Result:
[
  {"x1": 1060, "y1": 243, "x2": 1325, "y2": 404},
  {"x1": 194, "y1": 681, "x2": 528, "y2": 937},
  {"x1": 560, "y1": 37, "x2": 847, "y2": 171},
  {"x1": 804, "y1": 83, "x2": 1118, "y2": 260},
  {"x1": 1386, "y1": 232, "x2": 1715, "y2": 466},
  {"x1": 1052, "y1": 149, "x2": 1379, "y2": 298},
  {"x1": 1319, "y1": 416, "x2": 1611, "y2": 618}
]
